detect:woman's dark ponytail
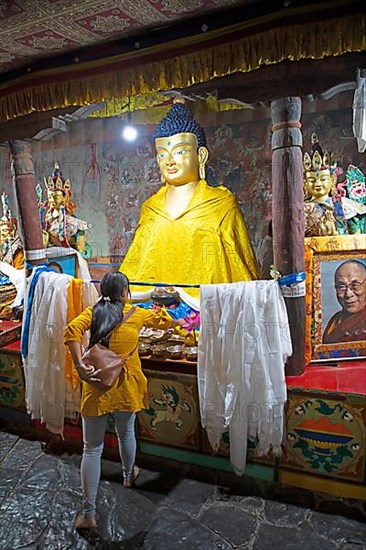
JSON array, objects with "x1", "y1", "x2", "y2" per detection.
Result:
[{"x1": 89, "y1": 271, "x2": 130, "y2": 348}]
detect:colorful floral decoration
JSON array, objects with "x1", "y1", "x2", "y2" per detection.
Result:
[{"x1": 343, "y1": 165, "x2": 366, "y2": 234}]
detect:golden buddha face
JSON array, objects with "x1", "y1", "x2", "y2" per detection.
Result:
[
  {"x1": 48, "y1": 189, "x2": 65, "y2": 210},
  {"x1": 305, "y1": 169, "x2": 334, "y2": 202},
  {"x1": 155, "y1": 132, "x2": 208, "y2": 186}
]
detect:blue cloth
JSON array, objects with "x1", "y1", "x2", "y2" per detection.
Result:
[
  {"x1": 21, "y1": 265, "x2": 54, "y2": 359},
  {"x1": 135, "y1": 300, "x2": 193, "y2": 320},
  {"x1": 0, "y1": 273, "x2": 11, "y2": 285},
  {"x1": 278, "y1": 272, "x2": 306, "y2": 286}
]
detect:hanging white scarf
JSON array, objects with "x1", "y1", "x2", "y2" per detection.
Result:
[
  {"x1": 198, "y1": 280, "x2": 292, "y2": 475},
  {"x1": 22, "y1": 271, "x2": 98, "y2": 435}
]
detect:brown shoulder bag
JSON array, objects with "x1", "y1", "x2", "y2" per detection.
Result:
[{"x1": 81, "y1": 307, "x2": 137, "y2": 392}]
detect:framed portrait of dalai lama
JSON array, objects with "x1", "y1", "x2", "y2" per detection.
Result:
[{"x1": 304, "y1": 235, "x2": 366, "y2": 363}]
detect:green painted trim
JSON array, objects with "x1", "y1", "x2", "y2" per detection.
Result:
[{"x1": 138, "y1": 442, "x2": 274, "y2": 481}]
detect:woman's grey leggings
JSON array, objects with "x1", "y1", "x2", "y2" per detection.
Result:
[{"x1": 81, "y1": 411, "x2": 136, "y2": 517}]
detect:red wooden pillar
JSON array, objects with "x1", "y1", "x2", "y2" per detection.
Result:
[
  {"x1": 271, "y1": 97, "x2": 306, "y2": 376},
  {"x1": 8, "y1": 140, "x2": 46, "y2": 266}
]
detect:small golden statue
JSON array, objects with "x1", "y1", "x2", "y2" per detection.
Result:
[
  {"x1": 0, "y1": 192, "x2": 24, "y2": 319},
  {"x1": 303, "y1": 134, "x2": 347, "y2": 237},
  {"x1": 0, "y1": 192, "x2": 24, "y2": 268},
  {"x1": 41, "y1": 163, "x2": 92, "y2": 259}
]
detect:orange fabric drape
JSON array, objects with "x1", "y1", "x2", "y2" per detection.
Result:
[
  {"x1": 65, "y1": 278, "x2": 84, "y2": 390},
  {"x1": 304, "y1": 245, "x2": 314, "y2": 365}
]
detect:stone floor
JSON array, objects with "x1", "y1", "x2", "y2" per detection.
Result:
[{"x1": 0, "y1": 429, "x2": 365, "y2": 550}]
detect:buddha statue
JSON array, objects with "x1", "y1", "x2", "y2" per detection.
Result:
[
  {"x1": 41, "y1": 163, "x2": 93, "y2": 259},
  {"x1": 120, "y1": 100, "x2": 260, "y2": 298},
  {"x1": 303, "y1": 134, "x2": 347, "y2": 237}
]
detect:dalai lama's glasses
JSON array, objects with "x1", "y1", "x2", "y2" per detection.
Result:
[{"x1": 335, "y1": 279, "x2": 366, "y2": 294}]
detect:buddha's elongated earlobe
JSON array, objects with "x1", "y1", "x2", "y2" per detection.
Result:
[
  {"x1": 198, "y1": 146, "x2": 209, "y2": 181},
  {"x1": 157, "y1": 155, "x2": 165, "y2": 183}
]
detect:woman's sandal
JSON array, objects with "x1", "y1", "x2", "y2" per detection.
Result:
[
  {"x1": 123, "y1": 465, "x2": 140, "y2": 488},
  {"x1": 74, "y1": 512, "x2": 97, "y2": 529}
]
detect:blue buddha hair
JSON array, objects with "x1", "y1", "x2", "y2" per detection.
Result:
[{"x1": 153, "y1": 103, "x2": 206, "y2": 148}]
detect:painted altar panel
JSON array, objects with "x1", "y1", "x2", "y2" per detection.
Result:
[
  {"x1": 0, "y1": 350, "x2": 25, "y2": 411},
  {"x1": 281, "y1": 390, "x2": 366, "y2": 483},
  {"x1": 137, "y1": 369, "x2": 200, "y2": 451}
]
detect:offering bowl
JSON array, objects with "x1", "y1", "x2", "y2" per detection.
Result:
[
  {"x1": 150, "y1": 344, "x2": 166, "y2": 357},
  {"x1": 185, "y1": 346, "x2": 198, "y2": 361},
  {"x1": 166, "y1": 345, "x2": 184, "y2": 359},
  {"x1": 138, "y1": 343, "x2": 151, "y2": 356}
]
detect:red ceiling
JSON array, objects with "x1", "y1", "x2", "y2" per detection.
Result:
[{"x1": 0, "y1": 0, "x2": 242, "y2": 74}]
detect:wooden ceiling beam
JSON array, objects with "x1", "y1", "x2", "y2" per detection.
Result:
[
  {"x1": 0, "y1": 106, "x2": 80, "y2": 143},
  {"x1": 183, "y1": 53, "x2": 365, "y2": 104}
]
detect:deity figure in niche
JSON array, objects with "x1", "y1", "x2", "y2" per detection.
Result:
[
  {"x1": 40, "y1": 163, "x2": 93, "y2": 259},
  {"x1": 0, "y1": 192, "x2": 24, "y2": 268},
  {"x1": 120, "y1": 99, "x2": 260, "y2": 299},
  {"x1": 336, "y1": 165, "x2": 366, "y2": 234},
  {"x1": 303, "y1": 134, "x2": 347, "y2": 237},
  {"x1": 0, "y1": 192, "x2": 24, "y2": 319}
]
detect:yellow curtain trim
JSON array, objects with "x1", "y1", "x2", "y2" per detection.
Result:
[
  {"x1": 0, "y1": 0, "x2": 359, "y2": 87},
  {"x1": 0, "y1": 12, "x2": 364, "y2": 122}
]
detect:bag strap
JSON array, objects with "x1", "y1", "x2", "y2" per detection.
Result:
[
  {"x1": 88, "y1": 306, "x2": 138, "y2": 350},
  {"x1": 120, "y1": 341, "x2": 139, "y2": 363},
  {"x1": 108, "y1": 306, "x2": 139, "y2": 362},
  {"x1": 114, "y1": 306, "x2": 137, "y2": 332},
  {"x1": 109, "y1": 306, "x2": 139, "y2": 363}
]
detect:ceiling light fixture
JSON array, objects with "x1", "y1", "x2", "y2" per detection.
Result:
[{"x1": 122, "y1": 99, "x2": 137, "y2": 141}]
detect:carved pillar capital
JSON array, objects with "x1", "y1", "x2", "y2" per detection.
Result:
[
  {"x1": 8, "y1": 140, "x2": 45, "y2": 265},
  {"x1": 271, "y1": 97, "x2": 302, "y2": 150},
  {"x1": 9, "y1": 140, "x2": 35, "y2": 175}
]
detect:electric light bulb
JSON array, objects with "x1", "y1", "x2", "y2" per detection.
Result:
[{"x1": 122, "y1": 125, "x2": 137, "y2": 141}]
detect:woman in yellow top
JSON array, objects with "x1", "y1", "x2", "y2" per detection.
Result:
[{"x1": 64, "y1": 271, "x2": 182, "y2": 529}]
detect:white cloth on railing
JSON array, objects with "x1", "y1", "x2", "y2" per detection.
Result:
[
  {"x1": 353, "y1": 69, "x2": 366, "y2": 153},
  {"x1": 0, "y1": 260, "x2": 25, "y2": 307},
  {"x1": 198, "y1": 280, "x2": 292, "y2": 475},
  {"x1": 22, "y1": 270, "x2": 98, "y2": 435}
]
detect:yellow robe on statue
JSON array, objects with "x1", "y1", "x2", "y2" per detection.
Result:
[{"x1": 120, "y1": 179, "x2": 260, "y2": 297}]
